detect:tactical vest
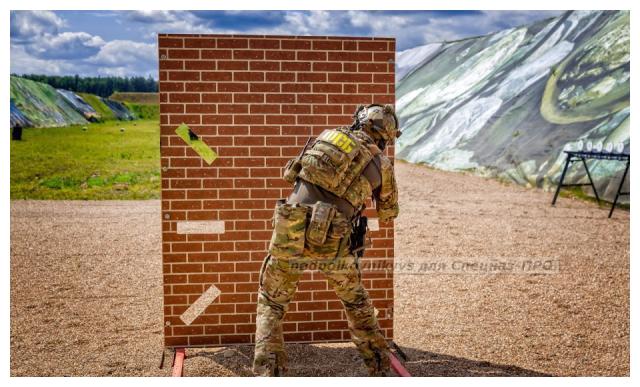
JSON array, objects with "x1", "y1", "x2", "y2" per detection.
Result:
[{"x1": 295, "y1": 128, "x2": 375, "y2": 211}]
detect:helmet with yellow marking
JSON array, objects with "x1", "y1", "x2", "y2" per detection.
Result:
[{"x1": 353, "y1": 104, "x2": 401, "y2": 144}]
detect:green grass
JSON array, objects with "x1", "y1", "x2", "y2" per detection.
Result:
[
  {"x1": 558, "y1": 186, "x2": 629, "y2": 210},
  {"x1": 110, "y1": 92, "x2": 159, "y2": 104},
  {"x1": 124, "y1": 102, "x2": 159, "y2": 120},
  {"x1": 10, "y1": 119, "x2": 160, "y2": 199}
]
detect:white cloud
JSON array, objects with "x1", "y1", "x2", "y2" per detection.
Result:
[
  {"x1": 9, "y1": 10, "x2": 567, "y2": 78},
  {"x1": 87, "y1": 40, "x2": 157, "y2": 77},
  {"x1": 25, "y1": 32, "x2": 105, "y2": 60},
  {"x1": 10, "y1": 10, "x2": 66, "y2": 42},
  {"x1": 125, "y1": 10, "x2": 214, "y2": 39},
  {"x1": 282, "y1": 11, "x2": 339, "y2": 35},
  {"x1": 11, "y1": 44, "x2": 78, "y2": 75}
]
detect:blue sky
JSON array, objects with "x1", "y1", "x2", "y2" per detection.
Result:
[{"x1": 10, "y1": 10, "x2": 563, "y2": 78}]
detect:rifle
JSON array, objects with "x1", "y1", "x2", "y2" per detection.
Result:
[{"x1": 282, "y1": 136, "x2": 314, "y2": 183}]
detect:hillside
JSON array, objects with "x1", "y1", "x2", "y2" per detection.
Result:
[
  {"x1": 110, "y1": 92, "x2": 159, "y2": 105},
  {"x1": 10, "y1": 76, "x2": 136, "y2": 128},
  {"x1": 395, "y1": 11, "x2": 629, "y2": 202},
  {"x1": 10, "y1": 76, "x2": 87, "y2": 128}
]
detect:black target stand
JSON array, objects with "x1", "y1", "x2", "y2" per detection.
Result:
[{"x1": 551, "y1": 150, "x2": 630, "y2": 218}]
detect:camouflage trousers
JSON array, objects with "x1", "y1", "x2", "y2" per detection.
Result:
[{"x1": 253, "y1": 202, "x2": 390, "y2": 376}]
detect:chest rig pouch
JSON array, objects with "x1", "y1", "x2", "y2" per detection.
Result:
[
  {"x1": 298, "y1": 129, "x2": 374, "y2": 207},
  {"x1": 306, "y1": 201, "x2": 337, "y2": 245}
]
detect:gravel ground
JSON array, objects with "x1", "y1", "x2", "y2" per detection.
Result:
[{"x1": 10, "y1": 162, "x2": 629, "y2": 376}]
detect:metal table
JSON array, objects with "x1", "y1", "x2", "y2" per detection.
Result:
[{"x1": 551, "y1": 150, "x2": 630, "y2": 218}]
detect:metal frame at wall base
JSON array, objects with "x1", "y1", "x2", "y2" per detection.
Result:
[
  {"x1": 389, "y1": 340, "x2": 411, "y2": 376},
  {"x1": 161, "y1": 343, "x2": 412, "y2": 377},
  {"x1": 158, "y1": 348, "x2": 186, "y2": 376},
  {"x1": 551, "y1": 151, "x2": 630, "y2": 218},
  {"x1": 171, "y1": 348, "x2": 186, "y2": 377}
]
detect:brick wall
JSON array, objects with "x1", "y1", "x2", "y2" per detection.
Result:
[{"x1": 159, "y1": 34, "x2": 395, "y2": 347}]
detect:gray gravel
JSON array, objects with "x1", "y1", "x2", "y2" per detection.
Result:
[{"x1": 10, "y1": 162, "x2": 629, "y2": 376}]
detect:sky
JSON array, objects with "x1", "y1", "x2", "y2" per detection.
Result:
[{"x1": 10, "y1": 10, "x2": 564, "y2": 78}]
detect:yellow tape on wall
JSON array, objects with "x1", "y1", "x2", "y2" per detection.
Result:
[{"x1": 175, "y1": 124, "x2": 218, "y2": 165}]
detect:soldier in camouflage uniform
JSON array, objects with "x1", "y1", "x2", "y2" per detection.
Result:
[{"x1": 253, "y1": 104, "x2": 400, "y2": 377}]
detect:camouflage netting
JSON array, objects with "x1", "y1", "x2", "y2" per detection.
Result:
[
  {"x1": 10, "y1": 100, "x2": 32, "y2": 128},
  {"x1": 9, "y1": 76, "x2": 136, "y2": 128},
  {"x1": 56, "y1": 89, "x2": 100, "y2": 122},
  {"x1": 396, "y1": 11, "x2": 629, "y2": 203},
  {"x1": 10, "y1": 76, "x2": 87, "y2": 128}
]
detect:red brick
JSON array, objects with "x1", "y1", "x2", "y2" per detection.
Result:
[
  {"x1": 159, "y1": 37, "x2": 183, "y2": 48},
  {"x1": 250, "y1": 83, "x2": 280, "y2": 93},
  {"x1": 218, "y1": 82, "x2": 248, "y2": 92},
  {"x1": 249, "y1": 39, "x2": 280, "y2": 49},
  {"x1": 169, "y1": 71, "x2": 199, "y2": 81},
  {"x1": 314, "y1": 331, "x2": 343, "y2": 341},
  {"x1": 358, "y1": 41, "x2": 389, "y2": 51},
  {"x1": 201, "y1": 71, "x2": 232, "y2": 81},
  {"x1": 282, "y1": 61, "x2": 311, "y2": 71},
  {"x1": 172, "y1": 245, "x2": 203, "y2": 254},
  {"x1": 281, "y1": 40, "x2": 311, "y2": 50},
  {"x1": 201, "y1": 49, "x2": 232, "y2": 59},
  {"x1": 184, "y1": 38, "x2": 216, "y2": 48},
  {"x1": 282, "y1": 83, "x2": 311, "y2": 93},
  {"x1": 202, "y1": 93, "x2": 233, "y2": 103},
  {"x1": 312, "y1": 40, "x2": 342, "y2": 50},
  {"x1": 185, "y1": 104, "x2": 216, "y2": 113},
  {"x1": 202, "y1": 115, "x2": 233, "y2": 125},
  {"x1": 185, "y1": 82, "x2": 216, "y2": 93},
  {"x1": 328, "y1": 73, "x2": 372, "y2": 83},
  {"x1": 374, "y1": 52, "x2": 395, "y2": 62},
  {"x1": 169, "y1": 114, "x2": 200, "y2": 125},
  {"x1": 218, "y1": 104, "x2": 248, "y2": 114},
  {"x1": 282, "y1": 104, "x2": 311, "y2": 114},
  {"x1": 297, "y1": 51, "x2": 327, "y2": 61},
  {"x1": 358, "y1": 62, "x2": 388, "y2": 72},
  {"x1": 327, "y1": 94, "x2": 372, "y2": 104},
  {"x1": 265, "y1": 72, "x2": 295, "y2": 82},
  {"x1": 169, "y1": 49, "x2": 200, "y2": 59},
  {"x1": 374, "y1": 73, "x2": 394, "y2": 83},
  {"x1": 297, "y1": 73, "x2": 326, "y2": 83},
  {"x1": 297, "y1": 115, "x2": 326, "y2": 125},
  {"x1": 234, "y1": 50, "x2": 264, "y2": 60},
  {"x1": 265, "y1": 50, "x2": 296, "y2": 60},
  {"x1": 218, "y1": 61, "x2": 249, "y2": 70},
  {"x1": 250, "y1": 61, "x2": 280, "y2": 71},
  {"x1": 342, "y1": 41, "x2": 357, "y2": 50},
  {"x1": 312, "y1": 62, "x2": 342, "y2": 72},
  {"x1": 328, "y1": 51, "x2": 372, "y2": 61},
  {"x1": 160, "y1": 60, "x2": 184, "y2": 70},
  {"x1": 312, "y1": 83, "x2": 341, "y2": 93},
  {"x1": 217, "y1": 38, "x2": 249, "y2": 48},
  {"x1": 234, "y1": 114, "x2": 265, "y2": 124},
  {"x1": 184, "y1": 60, "x2": 216, "y2": 71},
  {"x1": 160, "y1": 82, "x2": 184, "y2": 92},
  {"x1": 297, "y1": 94, "x2": 326, "y2": 104},
  {"x1": 266, "y1": 94, "x2": 295, "y2": 103}
]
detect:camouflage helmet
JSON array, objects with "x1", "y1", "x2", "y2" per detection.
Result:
[{"x1": 354, "y1": 104, "x2": 401, "y2": 143}]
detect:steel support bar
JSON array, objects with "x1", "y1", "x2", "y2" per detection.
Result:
[
  {"x1": 609, "y1": 159, "x2": 630, "y2": 218},
  {"x1": 171, "y1": 348, "x2": 186, "y2": 377},
  {"x1": 552, "y1": 154, "x2": 572, "y2": 205},
  {"x1": 389, "y1": 352, "x2": 411, "y2": 377},
  {"x1": 581, "y1": 157, "x2": 600, "y2": 204}
]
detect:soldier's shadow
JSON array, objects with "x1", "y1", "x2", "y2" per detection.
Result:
[{"x1": 184, "y1": 342, "x2": 551, "y2": 377}]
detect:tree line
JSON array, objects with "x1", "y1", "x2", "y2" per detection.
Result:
[{"x1": 12, "y1": 74, "x2": 158, "y2": 97}]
